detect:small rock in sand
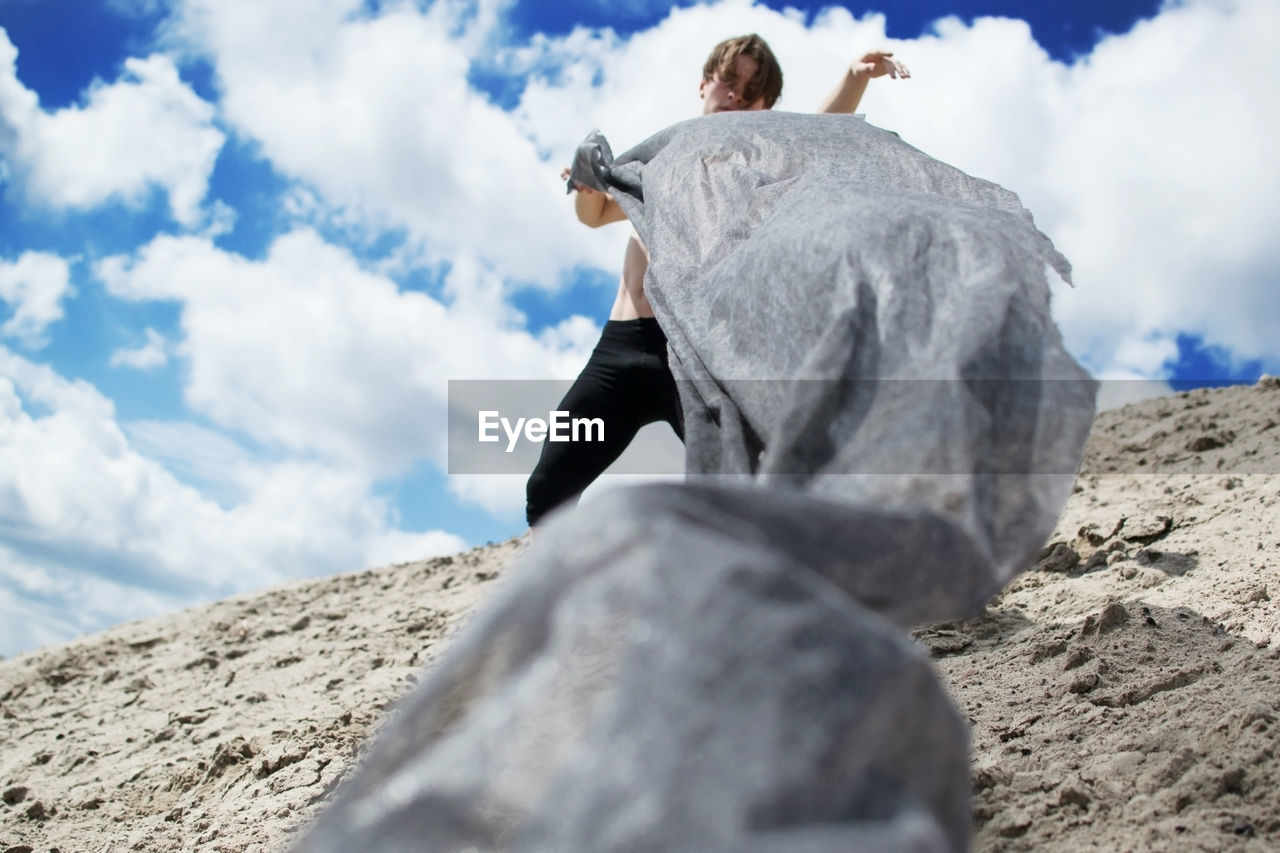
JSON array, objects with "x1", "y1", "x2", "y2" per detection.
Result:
[
  {"x1": 1063, "y1": 647, "x2": 1094, "y2": 671},
  {"x1": 1058, "y1": 784, "x2": 1092, "y2": 810},
  {"x1": 1122, "y1": 515, "x2": 1173, "y2": 544},
  {"x1": 1083, "y1": 551, "x2": 1109, "y2": 572},
  {"x1": 1036, "y1": 542, "x2": 1080, "y2": 573},
  {"x1": 1098, "y1": 602, "x2": 1130, "y2": 633},
  {"x1": 1237, "y1": 586, "x2": 1270, "y2": 605},
  {"x1": 1069, "y1": 672, "x2": 1100, "y2": 694}
]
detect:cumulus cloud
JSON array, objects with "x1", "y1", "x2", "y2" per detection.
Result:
[
  {"x1": 122, "y1": 419, "x2": 252, "y2": 489},
  {"x1": 508, "y1": 0, "x2": 1280, "y2": 379},
  {"x1": 511, "y1": 0, "x2": 823, "y2": 156},
  {"x1": 0, "y1": 543, "x2": 182, "y2": 659},
  {"x1": 167, "y1": 0, "x2": 620, "y2": 284},
  {"x1": 446, "y1": 474, "x2": 528, "y2": 518},
  {"x1": 109, "y1": 327, "x2": 170, "y2": 370},
  {"x1": 0, "y1": 251, "x2": 73, "y2": 348},
  {"x1": 0, "y1": 30, "x2": 223, "y2": 225},
  {"x1": 0, "y1": 345, "x2": 467, "y2": 656},
  {"x1": 95, "y1": 228, "x2": 599, "y2": 475},
  {"x1": 5, "y1": 0, "x2": 1277, "y2": 656},
  {"x1": 844, "y1": 0, "x2": 1280, "y2": 377}
]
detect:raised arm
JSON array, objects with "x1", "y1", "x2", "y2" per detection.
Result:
[
  {"x1": 560, "y1": 167, "x2": 628, "y2": 228},
  {"x1": 816, "y1": 50, "x2": 910, "y2": 115}
]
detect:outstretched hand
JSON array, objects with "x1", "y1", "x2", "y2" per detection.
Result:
[
  {"x1": 818, "y1": 48, "x2": 909, "y2": 113},
  {"x1": 853, "y1": 51, "x2": 910, "y2": 80}
]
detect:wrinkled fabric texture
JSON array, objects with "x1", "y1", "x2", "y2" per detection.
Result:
[{"x1": 294, "y1": 112, "x2": 1095, "y2": 853}]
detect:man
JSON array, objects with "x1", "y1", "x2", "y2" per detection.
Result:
[{"x1": 526, "y1": 34, "x2": 909, "y2": 527}]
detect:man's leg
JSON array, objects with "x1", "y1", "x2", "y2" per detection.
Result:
[{"x1": 526, "y1": 322, "x2": 647, "y2": 526}]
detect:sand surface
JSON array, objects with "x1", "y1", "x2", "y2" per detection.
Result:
[{"x1": 3, "y1": 378, "x2": 1279, "y2": 852}]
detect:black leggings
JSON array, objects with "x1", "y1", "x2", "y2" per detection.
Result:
[{"x1": 526, "y1": 319, "x2": 684, "y2": 526}]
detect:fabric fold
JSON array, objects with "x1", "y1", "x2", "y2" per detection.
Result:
[{"x1": 295, "y1": 111, "x2": 1095, "y2": 853}]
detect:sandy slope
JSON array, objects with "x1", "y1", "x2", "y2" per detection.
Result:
[
  {"x1": 0, "y1": 539, "x2": 522, "y2": 852},
  {"x1": 3, "y1": 378, "x2": 1279, "y2": 852}
]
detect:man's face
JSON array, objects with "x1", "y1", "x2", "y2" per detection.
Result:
[{"x1": 699, "y1": 53, "x2": 767, "y2": 115}]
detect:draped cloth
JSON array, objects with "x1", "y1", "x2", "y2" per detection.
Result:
[{"x1": 294, "y1": 112, "x2": 1096, "y2": 853}]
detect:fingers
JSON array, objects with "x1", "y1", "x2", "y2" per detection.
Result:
[
  {"x1": 560, "y1": 166, "x2": 597, "y2": 194},
  {"x1": 859, "y1": 50, "x2": 911, "y2": 80},
  {"x1": 884, "y1": 59, "x2": 910, "y2": 80}
]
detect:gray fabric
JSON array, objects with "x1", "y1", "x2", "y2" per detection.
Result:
[
  {"x1": 565, "y1": 128, "x2": 614, "y2": 195},
  {"x1": 293, "y1": 112, "x2": 1095, "y2": 853}
]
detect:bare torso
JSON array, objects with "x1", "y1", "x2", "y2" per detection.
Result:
[{"x1": 608, "y1": 228, "x2": 654, "y2": 320}]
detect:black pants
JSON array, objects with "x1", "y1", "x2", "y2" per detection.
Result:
[{"x1": 525, "y1": 318, "x2": 684, "y2": 526}]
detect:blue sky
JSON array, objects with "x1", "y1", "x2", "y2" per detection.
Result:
[{"x1": 1, "y1": 0, "x2": 1276, "y2": 656}]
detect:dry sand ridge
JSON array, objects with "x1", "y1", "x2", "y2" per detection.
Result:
[{"x1": 3, "y1": 377, "x2": 1280, "y2": 852}]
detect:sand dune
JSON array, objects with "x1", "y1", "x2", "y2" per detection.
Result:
[{"x1": 3, "y1": 378, "x2": 1278, "y2": 852}]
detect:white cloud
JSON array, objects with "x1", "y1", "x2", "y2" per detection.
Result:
[
  {"x1": 855, "y1": 0, "x2": 1280, "y2": 376},
  {"x1": 510, "y1": 0, "x2": 1280, "y2": 378},
  {"x1": 0, "y1": 345, "x2": 467, "y2": 657},
  {"x1": 0, "y1": 544, "x2": 178, "y2": 658},
  {"x1": 122, "y1": 419, "x2": 252, "y2": 489},
  {"x1": 511, "y1": 0, "x2": 832, "y2": 156},
  {"x1": 95, "y1": 229, "x2": 599, "y2": 476},
  {"x1": 1108, "y1": 333, "x2": 1181, "y2": 379},
  {"x1": 0, "y1": 30, "x2": 223, "y2": 225},
  {"x1": 168, "y1": 0, "x2": 620, "y2": 285},
  {"x1": 447, "y1": 474, "x2": 528, "y2": 519},
  {"x1": 0, "y1": 251, "x2": 73, "y2": 348},
  {"x1": 197, "y1": 198, "x2": 239, "y2": 238},
  {"x1": 5, "y1": 0, "x2": 1277, "y2": 655},
  {"x1": 109, "y1": 327, "x2": 169, "y2": 370}
]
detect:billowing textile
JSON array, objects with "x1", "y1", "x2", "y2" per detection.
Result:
[{"x1": 294, "y1": 112, "x2": 1095, "y2": 853}]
